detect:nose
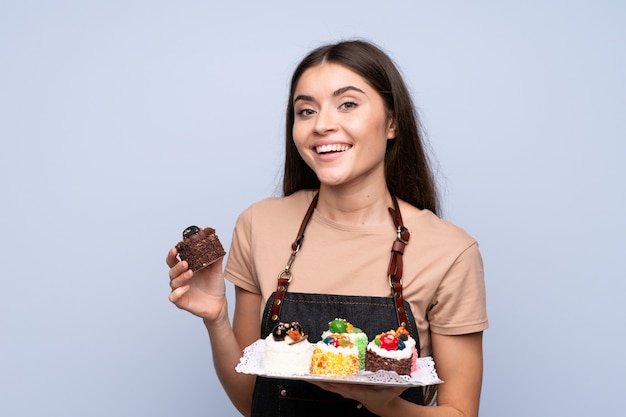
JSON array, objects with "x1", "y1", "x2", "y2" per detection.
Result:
[{"x1": 313, "y1": 107, "x2": 337, "y2": 135}]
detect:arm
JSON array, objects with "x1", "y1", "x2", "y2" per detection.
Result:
[
  {"x1": 204, "y1": 286, "x2": 261, "y2": 417},
  {"x1": 425, "y1": 332, "x2": 483, "y2": 416},
  {"x1": 314, "y1": 331, "x2": 483, "y2": 417},
  {"x1": 167, "y1": 249, "x2": 260, "y2": 417}
]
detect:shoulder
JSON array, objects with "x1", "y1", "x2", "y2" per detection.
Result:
[
  {"x1": 235, "y1": 189, "x2": 317, "y2": 230},
  {"x1": 399, "y1": 200, "x2": 478, "y2": 255}
]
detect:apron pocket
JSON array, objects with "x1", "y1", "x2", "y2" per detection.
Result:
[{"x1": 276, "y1": 381, "x2": 373, "y2": 417}]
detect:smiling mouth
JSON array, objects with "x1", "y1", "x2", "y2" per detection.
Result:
[{"x1": 315, "y1": 144, "x2": 352, "y2": 154}]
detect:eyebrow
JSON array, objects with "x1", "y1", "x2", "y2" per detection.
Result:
[{"x1": 293, "y1": 85, "x2": 366, "y2": 104}]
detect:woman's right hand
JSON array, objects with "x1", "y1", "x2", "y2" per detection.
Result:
[{"x1": 166, "y1": 248, "x2": 227, "y2": 322}]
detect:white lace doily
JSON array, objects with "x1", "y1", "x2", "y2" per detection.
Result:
[{"x1": 235, "y1": 339, "x2": 443, "y2": 387}]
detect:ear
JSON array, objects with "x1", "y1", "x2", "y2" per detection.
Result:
[{"x1": 386, "y1": 117, "x2": 397, "y2": 140}]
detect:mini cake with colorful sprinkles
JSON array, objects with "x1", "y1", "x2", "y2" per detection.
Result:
[
  {"x1": 310, "y1": 318, "x2": 366, "y2": 376},
  {"x1": 320, "y1": 318, "x2": 368, "y2": 370}
]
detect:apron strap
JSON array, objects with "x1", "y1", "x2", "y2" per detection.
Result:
[
  {"x1": 269, "y1": 193, "x2": 318, "y2": 322},
  {"x1": 388, "y1": 196, "x2": 410, "y2": 327},
  {"x1": 270, "y1": 192, "x2": 411, "y2": 328}
]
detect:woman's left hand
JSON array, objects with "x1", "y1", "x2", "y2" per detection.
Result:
[
  {"x1": 310, "y1": 381, "x2": 405, "y2": 415},
  {"x1": 312, "y1": 332, "x2": 484, "y2": 417}
]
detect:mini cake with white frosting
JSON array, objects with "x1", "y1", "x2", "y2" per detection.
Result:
[{"x1": 262, "y1": 322, "x2": 313, "y2": 374}]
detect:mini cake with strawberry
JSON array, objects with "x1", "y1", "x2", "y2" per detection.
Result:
[
  {"x1": 310, "y1": 319, "x2": 366, "y2": 376},
  {"x1": 263, "y1": 321, "x2": 313, "y2": 374},
  {"x1": 365, "y1": 326, "x2": 417, "y2": 376}
]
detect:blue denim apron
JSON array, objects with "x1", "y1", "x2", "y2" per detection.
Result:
[{"x1": 250, "y1": 194, "x2": 424, "y2": 416}]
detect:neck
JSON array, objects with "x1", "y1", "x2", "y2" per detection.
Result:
[{"x1": 316, "y1": 185, "x2": 394, "y2": 226}]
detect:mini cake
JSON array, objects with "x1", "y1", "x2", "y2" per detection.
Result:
[
  {"x1": 263, "y1": 322, "x2": 313, "y2": 374},
  {"x1": 310, "y1": 318, "x2": 365, "y2": 376},
  {"x1": 321, "y1": 318, "x2": 368, "y2": 370},
  {"x1": 176, "y1": 226, "x2": 226, "y2": 271},
  {"x1": 310, "y1": 334, "x2": 360, "y2": 376},
  {"x1": 365, "y1": 326, "x2": 417, "y2": 376}
]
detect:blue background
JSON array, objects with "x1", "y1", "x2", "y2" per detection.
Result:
[{"x1": 1, "y1": 1, "x2": 624, "y2": 416}]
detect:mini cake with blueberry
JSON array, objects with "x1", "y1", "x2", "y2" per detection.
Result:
[
  {"x1": 320, "y1": 318, "x2": 368, "y2": 370},
  {"x1": 365, "y1": 326, "x2": 417, "y2": 376},
  {"x1": 175, "y1": 226, "x2": 226, "y2": 271},
  {"x1": 262, "y1": 321, "x2": 313, "y2": 374},
  {"x1": 310, "y1": 319, "x2": 366, "y2": 376}
]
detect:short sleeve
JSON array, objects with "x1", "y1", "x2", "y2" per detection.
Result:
[
  {"x1": 224, "y1": 206, "x2": 261, "y2": 295},
  {"x1": 427, "y1": 242, "x2": 489, "y2": 335}
]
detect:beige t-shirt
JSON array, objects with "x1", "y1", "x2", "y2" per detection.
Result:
[{"x1": 225, "y1": 190, "x2": 488, "y2": 356}]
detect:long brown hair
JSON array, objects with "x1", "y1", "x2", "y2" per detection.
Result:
[{"x1": 283, "y1": 40, "x2": 439, "y2": 215}]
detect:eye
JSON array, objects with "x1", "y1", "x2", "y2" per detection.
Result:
[
  {"x1": 296, "y1": 108, "x2": 316, "y2": 117},
  {"x1": 339, "y1": 101, "x2": 358, "y2": 110}
]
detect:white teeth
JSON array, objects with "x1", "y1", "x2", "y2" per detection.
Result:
[{"x1": 316, "y1": 144, "x2": 351, "y2": 154}]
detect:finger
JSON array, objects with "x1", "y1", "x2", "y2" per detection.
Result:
[
  {"x1": 309, "y1": 382, "x2": 345, "y2": 396},
  {"x1": 324, "y1": 382, "x2": 350, "y2": 396},
  {"x1": 169, "y1": 260, "x2": 190, "y2": 281},
  {"x1": 170, "y1": 270, "x2": 192, "y2": 290},
  {"x1": 165, "y1": 247, "x2": 180, "y2": 268},
  {"x1": 168, "y1": 284, "x2": 190, "y2": 305}
]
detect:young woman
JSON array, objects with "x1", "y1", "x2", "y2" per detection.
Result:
[{"x1": 167, "y1": 40, "x2": 488, "y2": 417}]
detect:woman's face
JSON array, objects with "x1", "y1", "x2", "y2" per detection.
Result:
[{"x1": 292, "y1": 63, "x2": 396, "y2": 189}]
